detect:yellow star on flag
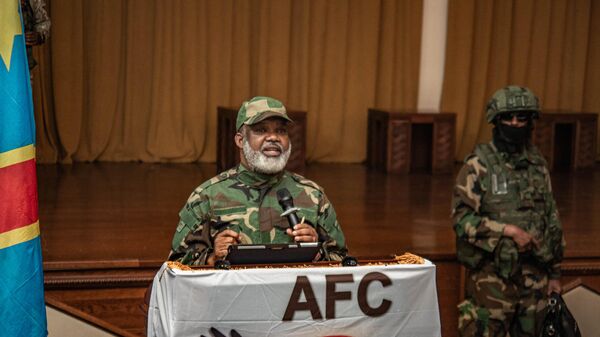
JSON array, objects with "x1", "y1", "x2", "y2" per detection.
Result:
[{"x1": 0, "y1": 0, "x2": 23, "y2": 71}]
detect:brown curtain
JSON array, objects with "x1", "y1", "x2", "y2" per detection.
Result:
[
  {"x1": 33, "y1": 0, "x2": 423, "y2": 164},
  {"x1": 442, "y1": 0, "x2": 600, "y2": 161}
]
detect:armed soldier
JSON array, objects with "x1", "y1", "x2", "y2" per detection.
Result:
[
  {"x1": 453, "y1": 86, "x2": 565, "y2": 336},
  {"x1": 21, "y1": 0, "x2": 51, "y2": 73},
  {"x1": 169, "y1": 96, "x2": 347, "y2": 266}
]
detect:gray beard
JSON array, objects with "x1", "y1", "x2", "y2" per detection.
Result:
[{"x1": 242, "y1": 139, "x2": 291, "y2": 175}]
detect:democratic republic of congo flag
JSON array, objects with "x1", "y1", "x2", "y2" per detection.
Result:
[{"x1": 0, "y1": 0, "x2": 48, "y2": 336}]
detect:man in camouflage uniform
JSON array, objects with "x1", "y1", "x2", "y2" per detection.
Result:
[
  {"x1": 21, "y1": 0, "x2": 51, "y2": 72},
  {"x1": 169, "y1": 96, "x2": 347, "y2": 266},
  {"x1": 453, "y1": 86, "x2": 565, "y2": 336}
]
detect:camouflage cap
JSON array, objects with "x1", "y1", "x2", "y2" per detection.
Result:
[
  {"x1": 485, "y1": 85, "x2": 540, "y2": 123},
  {"x1": 236, "y1": 96, "x2": 293, "y2": 130}
]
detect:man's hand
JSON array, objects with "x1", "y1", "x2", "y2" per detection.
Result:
[
  {"x1": 209, "y1": 229, "x2": 240, "y2": 264},
  {"x1": 286, "y1": 223, "x2": 318, "y2": 242},
  {"x1": 547, "y1": 279, "x2": 562, "y2": 295},
  {"x1": 25, "y1": 32, "x2": 41, "y2": 46},
  {"x1": 503, "y1": 224, "x2": 539, "y2": 252}
]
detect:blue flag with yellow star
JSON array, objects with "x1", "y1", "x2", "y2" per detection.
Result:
[{"x1": 0, "y1": 0, "x2": 48, "y2": 336}]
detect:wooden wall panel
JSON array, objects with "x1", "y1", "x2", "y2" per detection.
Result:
[
  {"x1": 367, "y1": 110, "x2": 456, "y2": 174},
  {"x1": 533, "y1": 112, "x2": 598, "y2": 170}
]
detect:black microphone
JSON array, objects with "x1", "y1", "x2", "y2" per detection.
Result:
[{"x1": 277, "y1": 188, "x2": 300, "y2": 230}]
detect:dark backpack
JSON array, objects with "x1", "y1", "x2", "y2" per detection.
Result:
[{"x1": 539, "y1": 292, "x2": 581, "y2": 337}]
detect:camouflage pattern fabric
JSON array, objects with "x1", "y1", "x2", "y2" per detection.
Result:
[
  {"x1": 21, "y1": 0, "x2": 51, "y2": 70},
  {"x1": 236, "y1": 96, "x2": 292, "y2": 130},
  {"x1": 169, "y1": 164, "x2": 347, "y2": 265},
  {"x1": 458, "y1": 262, "x2": 548, "y2": 337},
  {"x1": 453, "y1": 141, "x2": 565, "y2": 336},
  {"x1": 485, "y1": 86, "x2": 540, "y2": 123}
]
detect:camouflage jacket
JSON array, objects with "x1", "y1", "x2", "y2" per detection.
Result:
[
  {"x1": 169, "y1": 165, "x2": 347, "y2": 265},
  {"x1": 21, "y1": 0, "x2": 51, "y2": 39},
  {"x1": 452, "y1": 142, "x2": 565, "y2": 279}
]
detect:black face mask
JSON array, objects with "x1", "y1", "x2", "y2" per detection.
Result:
[
  {"x1": 497, "y1": 123, "x2": 531, "y2": 143},
  {"x1": 493, "y1": 122, "x2": 532, "y2": 153}
]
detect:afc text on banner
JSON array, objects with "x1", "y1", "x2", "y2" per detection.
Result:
[{"x1": 147, "y1": 261, "x2": 441, "y2": 337}]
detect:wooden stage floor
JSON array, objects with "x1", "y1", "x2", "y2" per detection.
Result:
[
  {"x1": 37, "y1": 162, "x2": 600, "y2": 336},
  {"x1": 38, "y1": 162, "x2": 600, "y2": 266}
]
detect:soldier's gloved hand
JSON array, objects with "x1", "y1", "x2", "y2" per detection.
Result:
[
  {"x1": 503, "y1": 224, "x2": 539, "y2": 252},
  {"x1": 212, "y1": 229, "x2": 240, "y2": 261},
  {"x1": 286, "y1": 223, "x2": 318, "y2": 243}
]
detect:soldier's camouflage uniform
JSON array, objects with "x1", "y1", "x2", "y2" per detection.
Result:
[
  {"x1": 453, "y1": 141, "x2": 565, "y2": 337},
  {"x1": 169, "y1": 164, "x2": 347, "y2": 265},
  {"x1": 21, "y1": 0, "x2": 51, "y2": 70}
]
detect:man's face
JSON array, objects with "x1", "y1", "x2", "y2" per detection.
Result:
[
  {"x1": 235, "y1": 118, "x2": 291, "y2": 174},
  {"x1": 497, "y1": 111, "x2": 530, "y2": 128},
  {"x1": 494, "y1": 111, "x2": 534, "y2": 145}
]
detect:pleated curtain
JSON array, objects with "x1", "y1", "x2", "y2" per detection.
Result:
[{"x1": 31, "y1": 0, "x2": 422, "y2": 163}]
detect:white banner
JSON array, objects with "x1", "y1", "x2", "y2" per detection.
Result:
[{"x1": 148, "y1": 261, "x2": 441, "y2": 337}]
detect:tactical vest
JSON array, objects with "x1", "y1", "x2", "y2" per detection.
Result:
[
  {"x1": 457, "y1": 143, "x2": 550, "y2": 274},
  {"x1": 476, "y1": 143, "x2": 548, "y2": 231}
]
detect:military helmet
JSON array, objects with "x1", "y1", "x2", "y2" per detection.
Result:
[
  {"x1": 485, "y1": 85, "x2": 540, "y2": 123},
  {"x1": 236, "y1": 96, "x2": 293, "y2": 130}
]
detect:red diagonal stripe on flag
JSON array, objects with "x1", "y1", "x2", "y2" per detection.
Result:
[{"x1": 0, "y1": 159, "x2": 38, "y2": 234}]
